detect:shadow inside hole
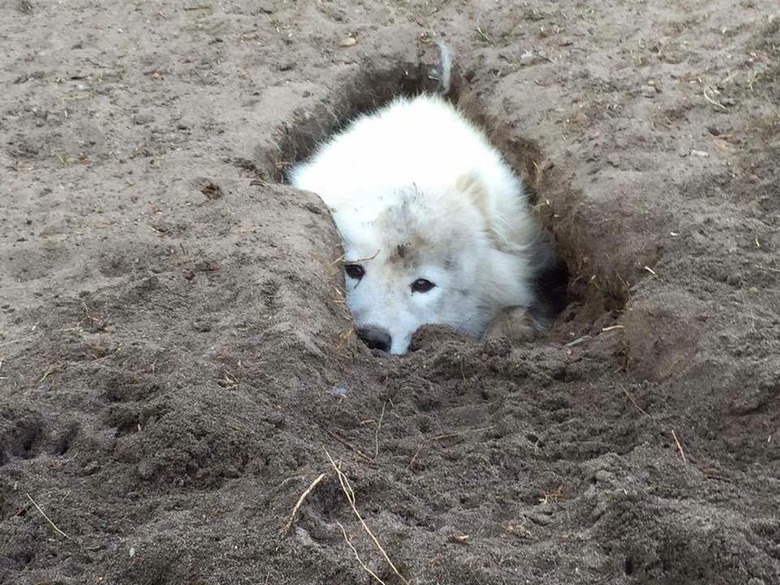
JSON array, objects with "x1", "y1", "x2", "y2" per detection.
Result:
[{"x1": 530, "y1": 256, "x2": 571, "y2": 326}]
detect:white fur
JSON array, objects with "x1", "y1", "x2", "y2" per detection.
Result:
[{"x1": 290, "y1": 95, "x2": 542, "y2": 354}]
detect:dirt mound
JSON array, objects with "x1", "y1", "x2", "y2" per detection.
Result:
[{"x1": 1, "y1": 1, "x2": 778, "y2": 584}]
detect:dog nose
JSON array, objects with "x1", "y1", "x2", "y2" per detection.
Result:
[{"x1": 356, "y1": 326, "x2": 392, "y2": 352}]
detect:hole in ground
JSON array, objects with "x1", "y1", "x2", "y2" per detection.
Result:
[
  {"x1": 0, "y1": 408, "x2": 46, "y2": 462},
  {"x1": 258, "y1": 51, "x2": 632, "y2": 345}
]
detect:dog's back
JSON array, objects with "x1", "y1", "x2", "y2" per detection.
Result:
[{"x1": 290, "y1": 95, "x2": 536, "y2": 253}]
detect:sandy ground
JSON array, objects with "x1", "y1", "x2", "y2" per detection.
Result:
[{"x1": 1, "y1": 1, "x2": 778, "y2": 583}]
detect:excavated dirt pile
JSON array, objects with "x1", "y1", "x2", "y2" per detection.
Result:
[{"x1": 1, "y1": 1, "x2": 778, "y2": 584}]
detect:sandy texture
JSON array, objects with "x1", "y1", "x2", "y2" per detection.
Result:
[{"x1": 1, "y1": 1, "x2": 778, "y2": 583}]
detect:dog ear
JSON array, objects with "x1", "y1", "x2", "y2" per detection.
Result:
[
  {"x1": 452, "y1": 173, "x2": 500, "y2": 244},
  {"x1": 453, "y1": 173, "x2": 490, "y2": 218},
  {"x1": 452, "y1": 173, "x2": 538, "y2": 254}
]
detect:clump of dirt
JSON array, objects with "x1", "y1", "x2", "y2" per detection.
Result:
[{"x1": 1, "y1": 2, "x2": 778, "y2": 585}]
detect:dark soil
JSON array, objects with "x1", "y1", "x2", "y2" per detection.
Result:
[{"x1": 1, "y1": 1, "x2": 778, "y2": 584}]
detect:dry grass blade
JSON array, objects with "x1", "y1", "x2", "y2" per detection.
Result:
[
  {"x1": 38, "y1": 362, "x2": 62, "y2": 384},
  {"x1": 703, "y1": 86, "x2": 727, "y2": 111},
  {"x1": 0, "y1": 337, "x2": 32, "y2": 349},
  {"x1": 326, "y1": 430, "x2": 374, "y2": 463},
  {"x1": 336, "y1": 326, "x2": 356, "y2": 351},
  {"x1": 620, "y1": 385, "x2": 649, "y2": 417},
  {"x1": 671, "y1": 430, "x2": 687, "y2": 464},
  {"x1": 337, "y1": 521, "x2": 387, "y2": 585},
  {"x1": 325, "y1": 450, "x2": 410, "y2": 585},
  {"x1": 352, "y1": 250, "x2": 380, "y2": 262},
  {"x1": 285, "y1": 473, "x2": 325, "y2": 533},
  {"x1": 26, "y1": 493, "x2": 74, "y2": 541}
]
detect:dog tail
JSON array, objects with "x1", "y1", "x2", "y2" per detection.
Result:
[{"x1": 431, "y1": 38, "x2": 453, "y2": 95}]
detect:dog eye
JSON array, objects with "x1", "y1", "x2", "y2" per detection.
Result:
[
  {"x1": 411, "y1": 278, "x2": 436, "y2": 293},
  {"x1": 344, "y1": 264, "x2": 365, "y2": 280}
]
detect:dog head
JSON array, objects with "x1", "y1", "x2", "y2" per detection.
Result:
[{"x1": 332, "y1": 175, "x2": 535, "y2": 354}]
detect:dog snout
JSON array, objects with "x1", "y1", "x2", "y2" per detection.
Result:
[{"x1": 356, "y1": 326, "x2": 392, "y2": 352}]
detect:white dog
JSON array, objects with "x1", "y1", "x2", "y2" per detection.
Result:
[{"x1": 290, "y1": 92, "x2": 551, "y2": 354}]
